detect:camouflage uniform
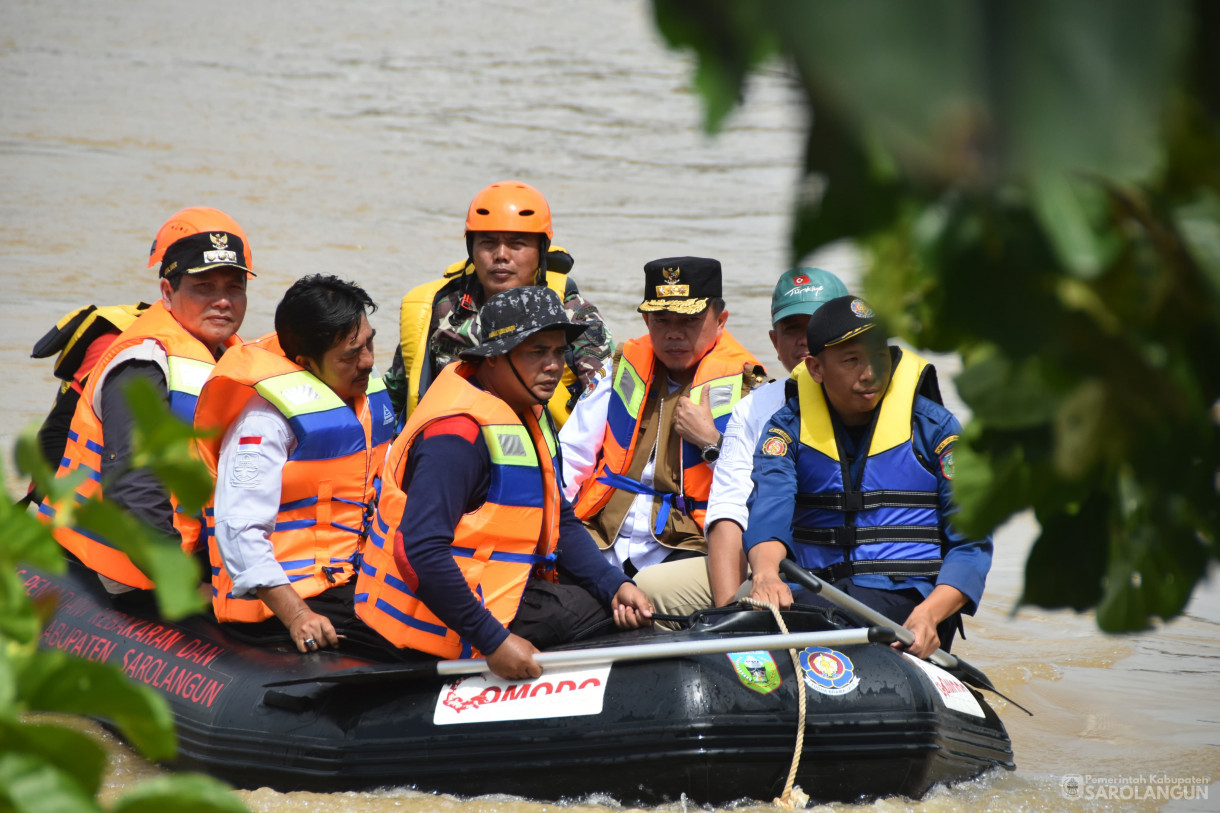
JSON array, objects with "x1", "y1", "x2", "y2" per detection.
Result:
[{"x1": 385, "y1": 266, "x2": 614, "y2": 419}]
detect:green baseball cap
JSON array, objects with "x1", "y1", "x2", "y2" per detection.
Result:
[{"x1": 770, "y1": 267, "x2": 849, "y2": 325}]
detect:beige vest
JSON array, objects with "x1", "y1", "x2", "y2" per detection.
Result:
[{"x1": 584, "y1": 367, "x2": 707, "y2": 554}]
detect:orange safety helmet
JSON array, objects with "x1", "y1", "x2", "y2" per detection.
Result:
[
  {"x1": 464, "y1": 181, "x2": 552, "y2": 282},
  {"x1": 148, "y1": 207, "x2": 253, "y2": 276},
  {"x1": 465, "y1": 181, "x2": 553, "y2": 239}
]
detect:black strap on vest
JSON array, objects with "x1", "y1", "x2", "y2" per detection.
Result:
[
  {"x1": 795, "y1": 490, "x2": 939, "y2": 512},
  {"x1": 792, "y1": 524, "x2": 941, "y2": 547},
  {"x1": 802, "y1": 558, "x2": 944, "y2": 584}
]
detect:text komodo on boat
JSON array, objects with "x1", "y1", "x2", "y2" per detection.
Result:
[{"x1": 25, "y1": 558, "x2": 1015, "y2": 806}]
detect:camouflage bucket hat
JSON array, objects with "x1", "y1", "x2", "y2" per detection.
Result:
[{"x1": 459, "y1": 286, "x2": 588, "y2": 360}]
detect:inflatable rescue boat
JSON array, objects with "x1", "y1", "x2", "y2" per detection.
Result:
[{"x1": 24, "y1": 560, "x2": 1015, "y2": 805}]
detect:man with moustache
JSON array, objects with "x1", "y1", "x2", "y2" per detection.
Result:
[
  {"x1": 648, "y1": 267, "x2": 850, "y2": 617},
  {"x1": 357, "y1": 287, "x2": 653, "y2": 679},
  {"x1": 386, "y1": 180, "x2": 613, "y2": 427},
  {"x1": 559, "y1": 257, "x2": 766, "y2": 607},
  {"x1": 196, "y1": 275, "x2": 395, "y2": 653},
  {"x1": 744, "y1": 296, "x2": 992, "y2": 657},
  {"x1": 40, "y1": 207, "x2": 252, "y2": 598}
]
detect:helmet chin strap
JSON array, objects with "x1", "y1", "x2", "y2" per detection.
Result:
[{"x1": 506, "y1": 355, "x2": 549, "y2": 406}]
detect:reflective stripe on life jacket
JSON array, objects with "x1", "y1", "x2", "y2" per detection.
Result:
[
  {"x1": 572, "y1": 330, "x2": 761, "y2": 530},
  {"x1": 195, "y1": 333, "x2": 395, "y2": 623},
  {"x1": 790, "y1": 348, "x2": 944, "y2": 581},
  {"x1": 38, "y1": 301, "x2": 238, "y2": 589},
  {"x1": 397, "y1": 248, "x2": 580, "y2": 426},
  {"x1": 355, "y1": 362, "x2": 561, "y2": 658}
]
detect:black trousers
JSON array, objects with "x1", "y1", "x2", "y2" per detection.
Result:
[
  {"x1": 508, "y1": 580, "x2": 613, "y2": 649},
  {"x1": 792, "y1": 578, "x2": 962, "y2": 652},
  {"x1": 220, "y1": 580, "x2": 391, "y2": 657}
]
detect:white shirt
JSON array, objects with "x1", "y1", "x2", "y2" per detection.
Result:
[
  {"x1": 212, "y1": 395, "x2": 298, "y2": 598},
  {"x1": 559, "y1": 358, "x2": 695, "y2": 572},
  {"x1": 704, "y1": 378, "x2": 788, "y2": 531}
]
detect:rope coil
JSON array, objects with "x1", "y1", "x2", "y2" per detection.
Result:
[{"x1": 741, "y1": 596, "x2": 809, "y2": 809}]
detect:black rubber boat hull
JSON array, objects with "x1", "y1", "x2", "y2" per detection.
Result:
[{"x1": 23, "y1": 562, "x2": 1014, "y2": 805}]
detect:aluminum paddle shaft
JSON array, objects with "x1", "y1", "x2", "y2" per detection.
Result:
[{"x1": 435, "y1": 627, "x2": 892, "y2": 677}]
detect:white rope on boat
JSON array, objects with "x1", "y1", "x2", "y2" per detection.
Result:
[{"x1": 741, "y1": 596, "x2": 810, "y2": 809}]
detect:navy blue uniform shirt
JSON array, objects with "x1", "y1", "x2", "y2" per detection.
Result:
[{"x1": 395, "y1": 414, "x2": 630, "y2": 654}]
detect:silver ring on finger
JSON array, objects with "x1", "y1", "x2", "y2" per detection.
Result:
[{"x1": 304, "y1": 637, "x2": 317, "y2": 649}]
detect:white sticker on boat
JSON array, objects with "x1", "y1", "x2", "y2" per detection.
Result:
[
  {"x1": 433, "y1": 665, "x2": 611, "y2": 725},
  {"x1": 903, "y1": 654, "x2": 985, "y2": 718}
]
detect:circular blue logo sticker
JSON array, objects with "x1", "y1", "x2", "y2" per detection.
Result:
[{"x1": 798, "y1": 646, "x2": 860, "y2": 696}]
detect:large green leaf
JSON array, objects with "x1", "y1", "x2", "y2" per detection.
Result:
[
  {"x1": 70, "y1": 502, "x2": 204, "y2": 621},
  {"x1": 776, "y1": 0, "x2": 1183, "y2": 185},
  {"x1": 122, "y1": 376, "x2": 215, "y2": 516},
  {"x1": 955, "y1": 351, "x2": 1061, "y2": 429},
  {"x1": 15, "y1": 649, "x2": 176, "y2": 762},
  {"x1": 111, "y1": 774, "x2": 248, "y2": 813},
  {"x1": 0, "y1": 752, "x2": 101, "y2": 813},
  {"x1": 13, "y1": 427, "x2": 84, "y2": 513},
  {"x1": 1020, "y1": 495, "x2": 1110, "y2": 611},
  {"x1": 652, "y1": 0, "x2": 1220, "y2": 634},
  {"x1": 0, "y1": 719, "x2": 106, "y2": 799},
  {"x1": 651, "y1": 0, "x2": 779, "y2": 134},
  {"x1": 1031, "y1": 172, "x2": 1120, "y2": 280},
  {"x1": 1173, "y1": 191, "x2": 1220, "y2": 299}
]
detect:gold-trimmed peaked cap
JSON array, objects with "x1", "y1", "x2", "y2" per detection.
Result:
[{"x1": 637, "y1": 256, "x2": 722, "y2": 315}]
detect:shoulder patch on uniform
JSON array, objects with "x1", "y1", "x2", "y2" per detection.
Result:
[
  {"x1": 230, "y1": 449, "x2": 263, "y2": 488},
  {"x1": 421, "y1": 415, "x2": 480, "y2": 443},
  {"x1": 934, "y1": 434, "x2": 959, "y2": 456},
  {"x1": 761, "y1": 436, "x2": 788, "y2": 457},
  {"x1": 767, "y1": 426, "x2": 793, "y2": 445},
  {"x1": 939, "y1": 448, "x2": 955, "y2": 480},
  {"x1": 579, "y1": 368, "x2": 607, "y2": 401}
]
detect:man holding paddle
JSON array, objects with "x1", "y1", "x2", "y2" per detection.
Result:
[
  {"x1": 743, "y1": 296, "x2": 992, "y2": 658},
  {"x1": 356, "y1": 287, "x2": 653, "y2": 680}
]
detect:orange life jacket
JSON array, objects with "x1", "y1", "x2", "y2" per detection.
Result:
[
  {"x1": 38, "y1": 301, "x2": 237, "y2": 589},
  {"x1": 572, "y1": 330, "x2": 760, "y2": 530},
  {"x1": 355, "y1": 362, "x2": 561, "y2": 658},
  {"x1": 195, "y1": 334, "x2": 396, "y2": 623}
]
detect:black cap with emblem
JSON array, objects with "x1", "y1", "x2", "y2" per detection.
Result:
[
  {"x1": 805, "y1": 295, "x2": 881, "y2": 357},
  {"x1": 637, "y1": 256, "x2": 722, "y2": 315}
]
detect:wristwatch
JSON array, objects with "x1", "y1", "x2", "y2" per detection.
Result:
[{"x1": 700, "y1": 433, "x2": 724, "y2": 463}]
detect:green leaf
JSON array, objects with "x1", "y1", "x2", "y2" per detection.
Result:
[
  {"x1": 1031, "y1": 172, "x2": 1117, "y2": 280},
  {"x1": 0, "y1": 718, "x2": 107, "y2": 798},
  {"x1": 0, "y1": 752, "x2": 102, "y2": 813},
  {"x1": 0, "y1": 644, "x2": 16, "y2": 711},
  {"x1": 111, "y1": 774, "x2": 248, "y2": 813},
  {"x1": 121, "y1": 377, "x2": 214, "y2": 516},
  {"x1": 1020, "y1": 495, "x2": 1109, "y2": 612},
  {"x1": 1051, "y1": 378, "x2": 1110, "y2": 481},
  {"x1": 13, "y1": 427, "x2": 92, "y2": 516},
  {"x1": 648, "y1": 0, "x2": 1220, "y2": 634},
  {"x1": 951, "y1": 430, "x2": 1032, "y2": 538},
  {"x1": 955, "y1": 352, "x2": 1060, "y2": 429},
  {"x1": 652, "y1": 0, "x2": 779, "y2": 133},
  {"x1": 1095, "y1": 475, "x2": 1211, "y2": 631},
  {"x1": 0, "y1": 569, "x2": 44, "y2": 645},
  {"x1": 791, "y1": 98, "x2": 900, "y2": 260},
  {"x1": 1173, "y1": 191, "x2": 1220, "y2": 300},
  {"x1": 71, "y1": 501, "x2": 204, "y2": 620},
  {"x1": 16, "y1": 649, "x2": 177, "y2": 762}
]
